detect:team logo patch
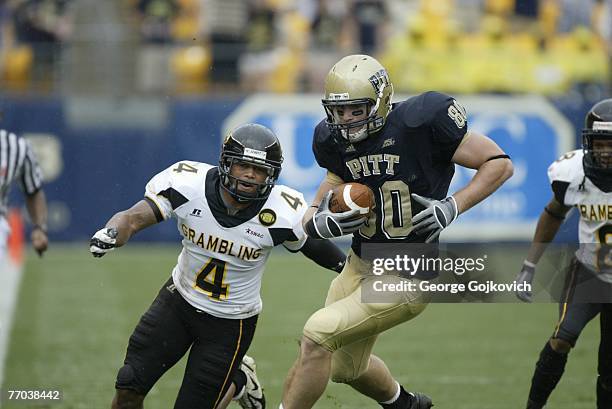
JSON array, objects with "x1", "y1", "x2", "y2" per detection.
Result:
[
  {"x1": 382, "y1": 138, "x2": 395, "y2": 148},
  {"x1": 258, "y1": 209, "x2": 277, "y2": 226}
]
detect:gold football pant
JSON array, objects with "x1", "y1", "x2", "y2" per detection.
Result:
[{"x1": 303, "y1": 249, "x2": 429, "y2": 382}]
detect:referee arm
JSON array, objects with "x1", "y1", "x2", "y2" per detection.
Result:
[{"x1": 25, "y1": 188, "x2": 48, "y2": 256}]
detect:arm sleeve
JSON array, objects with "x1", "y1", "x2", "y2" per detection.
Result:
[
  {"x1": 546, "y1": 152, "x2": 581, "y2": 207},
  {"x1": 298, "y1": 237, "x2": 346, "y2": 273},
  {"x1": 19, "y1": 138, "x2": 44, "y2": 196},
  {"x1": 428, "y1": 93, "x2": 469, "y2": 163}
]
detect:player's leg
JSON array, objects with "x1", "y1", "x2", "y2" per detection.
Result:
[
  {"x1": 281, "y1": 257, "x2": 361, "y2": 406},
  {"x1": 173, "y1": 312, "x2": 258, "y2": 409},
  {"x1": 328, "y1": 311, "x2": 430, "y2": 409},
  {"x1": 597, "y1": 303, "x2": 612, "y2": 409},
  {"x1": 282, "y1": 260, "x2": 429, "y2": 409},
  {"x1": 525, "y1": 261, "x2": 600, "y2": 408},
  {"x1": 112, "y1": 279, "x2": 194, "y2": 409}
]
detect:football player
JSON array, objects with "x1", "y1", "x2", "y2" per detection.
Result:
[
  {"x1": 279, "y1": 55, "x2": 513, "y2": 409},
  {"x1": 89, "y1": 123, "x2": 348, "y2": 409},
  {"x1": 515, "y1": 99, "x2": 612, "y2": 409}
]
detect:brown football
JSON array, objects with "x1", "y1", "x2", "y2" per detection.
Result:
[{"x1": 329, "y1": 183, "x2": 375, "y2": 215}]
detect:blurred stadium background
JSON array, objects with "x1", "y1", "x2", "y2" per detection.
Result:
[{"x1": 0, "y1": 0, "x2": 610, "y2": 407}]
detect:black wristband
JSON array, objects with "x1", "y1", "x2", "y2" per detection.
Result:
[
  {"x1": 33, "y1": 224, "x2": 47, "y2": 233},
  {"x1": 544, "y1": 206, "x2": 565, "y2": 221}
]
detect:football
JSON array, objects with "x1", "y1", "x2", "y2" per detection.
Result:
[{"x1": 329, "y1": 183, "x2": 375, "y2": 215}]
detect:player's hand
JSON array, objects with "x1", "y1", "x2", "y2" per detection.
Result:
[
  {"x1": 307, "y1": 191, "x2": 366, "y2": 239},
  {"x1": 89, "y1": 227, "x2": 118, "y2": 258},
  {"x1": 515, "y1": 261, "x2": 535, "y2": 303},
  {"x1": 31, "y1": 226, "x2": 48, "y2": 257},
  {"x1": 410, "y1": 194, "x2": 458, "y2": 243}
]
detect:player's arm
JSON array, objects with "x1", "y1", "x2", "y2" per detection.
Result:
[
  {"x1": 515, "y1": 197, "x2": 572, "y2": 302},
  {"x1": 411, "y1": 131, "x2": 513, "y2": 242},
  {"x1": 450, "y1": 131, "x2": 514, "y2": 214},
  {"x1": 90, "y1": 199, "x2": 160, "y2": 258},
  {"x1": 25, "y1": 189, "x2": 48, "y2": 257},
  {"x1": 525, "y1": 197, "x2": 572, "y2": 264},
  {"x1": 303, "y1": 171, "x2": 366, "y2": 239}
]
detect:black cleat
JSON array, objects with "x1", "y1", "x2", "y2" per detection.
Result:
[{"x1": 408, "y1": 392, "x2": 433, "y2": 409}]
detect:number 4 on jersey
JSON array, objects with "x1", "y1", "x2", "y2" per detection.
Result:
[
  {"x1": 194, "y1": 258, "x2": 228, "y2": 300},
  {"x1": 173, "y1": 162, "x2": 198, "y2": 173},
  {"x1": 281, "y1": 191, "x2": 303, "y2": 210}
]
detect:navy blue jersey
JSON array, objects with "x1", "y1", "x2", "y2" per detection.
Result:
[{"x1": 313, "y1": 91, "x2": 467, "y2": 255}]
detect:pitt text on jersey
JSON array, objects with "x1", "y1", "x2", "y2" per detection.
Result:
[
  {"x1": 346, "y1": 154, "x2": 400, "y2": 180},
  {"x1": 181, "y1": 223, "x2": 262, "y2": 261}
]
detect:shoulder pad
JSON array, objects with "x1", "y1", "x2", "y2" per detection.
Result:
[
  {"x1": 313, "y1": 119, "x2": 333, "y2": 146},
  {"x1": 151, "y1": 161, "x2": 212, "y2": 202},
  {"x1": 264, "y1": 184, "x2": 307, "y2": 227},
  {"x1": 391, "y1": 91, "x2": 455, "y2": 127},
  {"x1": 547, "y1": 150, "x2": 584, "y2": 185}
]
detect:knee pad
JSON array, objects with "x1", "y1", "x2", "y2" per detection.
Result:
[
  {"x1": 303, "y1": 308, "x2": 343, "y2": 352},
  {"x1": 116, "y1": 364, "x2": 136, "y2": 389},
  {"x1": 550, "y1": 338, "x2": 573, "y2": 354}
]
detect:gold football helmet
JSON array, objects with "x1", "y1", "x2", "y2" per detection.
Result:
[{"x1": 322, "y1": 54, "x2": 394, "y2": 143}]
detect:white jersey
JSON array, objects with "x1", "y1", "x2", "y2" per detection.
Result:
[
  {"x1": 145, "y1": 161, "x2": 307, "y2": 319},
  {"x1": 547, "y1": 150, "x2": 612, "y2": 275}
]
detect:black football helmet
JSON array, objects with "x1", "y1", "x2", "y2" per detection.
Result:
[
  {"x1": 583, "y1": 99, "x2": 612, "y2": 192},
  {"x1": 219, "y1": 123, "x2": 283, "y2": 201}
]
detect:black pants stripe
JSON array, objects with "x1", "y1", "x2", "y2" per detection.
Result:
[{"x1": 213, "y1": 319, "x2": 243, "y2": 408}]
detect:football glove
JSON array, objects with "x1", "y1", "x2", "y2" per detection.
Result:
[
  {"x1": 90, "y1": 227, "x2": 118, "y2": 258},
  {"x1": 305, "y1": 191, "x2": 366, "y2": 239},
  {"x1": 410, "y1": 194, "x2": 458, "y2": 243},
  {"x1": 515, "y1": 261, "x2": 536, "y2": 303}
]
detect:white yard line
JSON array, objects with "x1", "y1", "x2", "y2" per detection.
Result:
[{"x1": 0, "y1": 258, "x2": 23, "y2": 406}]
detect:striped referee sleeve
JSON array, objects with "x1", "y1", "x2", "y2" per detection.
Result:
[{"x1": 19, "y1": 137, "x2": 43, "y2": 195}]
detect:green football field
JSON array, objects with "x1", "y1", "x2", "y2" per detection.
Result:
[{"x1": 2, "y1": 244, "x2": 601, "y2": 409}]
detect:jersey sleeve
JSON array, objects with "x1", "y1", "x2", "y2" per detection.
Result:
[
  {"x1": 267, "y1": 186, "x2": 309, "y2": 251},
  {"x1": 144, "y1": 161, "x2": 200, "y2": 220},
  {"x1": 426, "y1": 92, "x2": 469, "y2": 163},
  {"x1": 18, "y1": 137, "x2": 44, "y2": 196},
  {"x1": 547, "y1": 150, "x2": 582, "y2": 206}
]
